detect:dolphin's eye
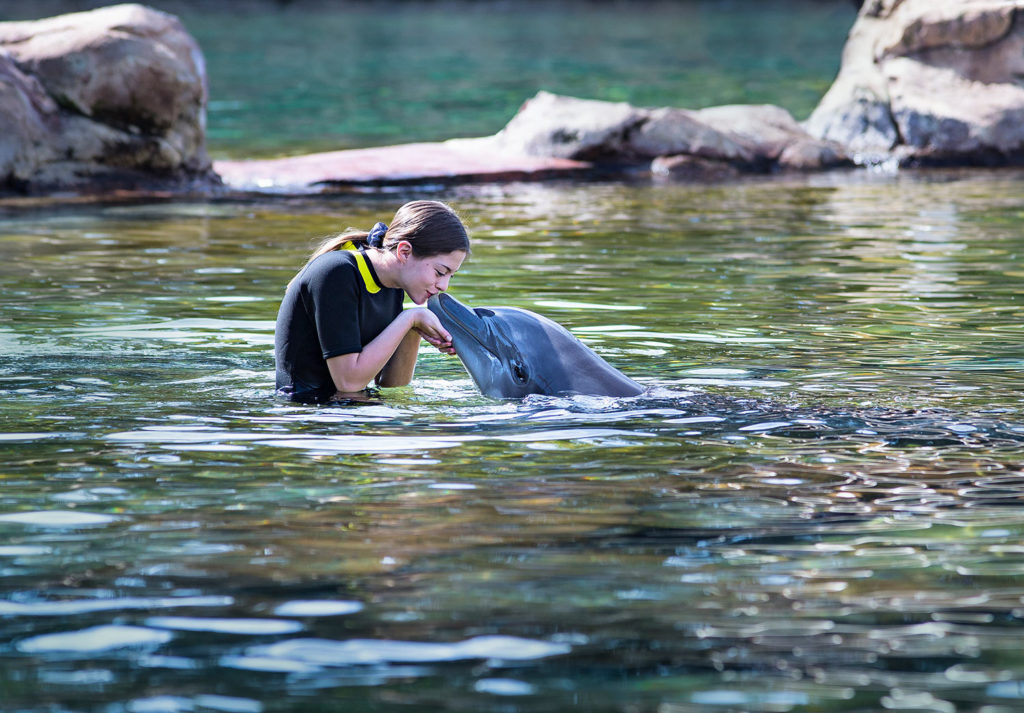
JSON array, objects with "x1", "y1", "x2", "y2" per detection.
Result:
[{"x1": 511, "y1": 359, "x2": 529, "y2": 384}]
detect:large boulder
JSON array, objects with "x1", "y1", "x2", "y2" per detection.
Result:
[
  {"x1": 492, "y1": 91, "x2": 850, "y2": 176},
  {"x1": 804, "y1": 0, "x2": 1024, "y2": 166},
  {"x1": 0, "y1": 3, "x2": 217, "y2": 194}
]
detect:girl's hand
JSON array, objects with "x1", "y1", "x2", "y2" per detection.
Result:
[{"x1": 408, "y1": 308, "x2": 455, "y2": 354}]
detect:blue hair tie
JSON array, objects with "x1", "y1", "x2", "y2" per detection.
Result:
[{"x1": 367, "y1": 222, "x2": 388, "y2": 248}]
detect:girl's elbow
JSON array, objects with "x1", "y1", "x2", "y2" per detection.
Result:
[
  {"x1": 333, "y1": 376, "x2": 369, "y2": 393},
  {"x1": 376, "y1": 374, "x2": 412, "y2": 388}
]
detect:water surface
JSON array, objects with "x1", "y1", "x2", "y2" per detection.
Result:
[
  {"x1": 4, "y1": 170, "x2": 1024, "y2": 711},
  {"x1": 4, "y1": 1, "x2": 1024, "y2": 711}
]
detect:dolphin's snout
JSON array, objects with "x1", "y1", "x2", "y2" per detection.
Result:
[
  {"x1": 428, "y1": 293, "x2": 482, "y2": 334},
  {"x1": 426, "y1": 293, "x2": 445, "y2": 316}
]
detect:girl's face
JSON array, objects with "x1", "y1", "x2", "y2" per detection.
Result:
[{"x1": 399, "y1": 248, "x2": 467, "y2": 305}]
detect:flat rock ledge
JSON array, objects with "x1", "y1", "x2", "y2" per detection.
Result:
[
  {"x1": 214, "y1": 92, "x2": 850, "y2": 195},
  {"x1": 0, "y1": 3, "x2": 218, "y2": 196},
  {"x1": 213, "y1": 138, "x2": 592, "y2": 194}
]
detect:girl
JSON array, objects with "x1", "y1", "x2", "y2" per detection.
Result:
[{"x1": 274, "y1": 200, "x2": 470, "y2": 402}]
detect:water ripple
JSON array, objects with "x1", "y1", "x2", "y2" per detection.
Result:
[
  {"x1": 232, "y1": 635, "x2": 571, "y2": 668},
  {"x1": 18, "y1": 625, "x2": 172, "y2": 653},
  {"x1": 0, "y1": 596, "x2": 232, "y2": 616},
  {"x1": 0, "y1": 511, "x2": 121, "y2": 528},
  {"x1": 145, "y1": 617, "x2": 303, "y2": 636}
]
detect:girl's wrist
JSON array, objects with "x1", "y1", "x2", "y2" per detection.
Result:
[{"x1": 402, "y1": 307, "x2": 425, "y2": 330}]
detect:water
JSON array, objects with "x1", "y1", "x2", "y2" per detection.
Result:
[
  {"x1": 6, "y1": 1, "x2": 1024, "y2": 711},
  {"x1": 5, "y1": 172, "x2": 1024, "y2": 711},
  {"x1": 0, "y1": 0, "x2": 857, "y2": 158}
]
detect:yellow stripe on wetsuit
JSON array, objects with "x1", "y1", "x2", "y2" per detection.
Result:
[{"x1": 341, "y1": 240, "x2": 381, "y2": 294}]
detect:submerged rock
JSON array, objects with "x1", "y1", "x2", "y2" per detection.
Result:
[
  {"x1": 493, "y1": 90, "x2": 851, "y2": 178},
  {"x1": 0, "y1": 3, "x2": 218, "y2": 194},
  {"x1": 804, "y1": 0, "x2": 1024, "y2": 166}
]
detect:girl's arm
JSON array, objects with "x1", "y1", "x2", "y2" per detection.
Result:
[
  {"x1": 326, "y1": 308, "x2": 451, "y2": 393},
  {"x1": 376, "y1": 328, "x2": 421, "y2": 387}
]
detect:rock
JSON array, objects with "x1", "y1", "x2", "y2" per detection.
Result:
[
  {"x1": 0, "y1": 3, "x2": 217, "y2": 194},
  {"x1": 804, "y1": 0, "x2": 1024, "y2": 166},
  {"x1": 650, "y1": 154, "x2": 742, "y2": 182},
  {"x1": 632, "y1": 107, "x2": 755, "y2": 164},
  {"x1": 494, "y1": 90, "x2": 849, "y2": 176},
  {"x1": 778, "y1": 138, "x2": 849, "y2": 171},
  {"x1": 0, "y1": 55, "x2": 58, "y2": 189},
  {"x1": 693, "y1": 104, "x2": 851, "y2": 170},
  {"x1": 493, "y1": 91, "x2": 648, "y2": 161}
]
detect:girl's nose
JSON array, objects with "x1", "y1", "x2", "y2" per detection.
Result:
[{"x1": 437, "y1": 274, "x2": 451, "y2": 292}]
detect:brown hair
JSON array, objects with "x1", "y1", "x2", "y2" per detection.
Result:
[{"x1": 304, "y1": 200, "x2": 470, "y2": 265}]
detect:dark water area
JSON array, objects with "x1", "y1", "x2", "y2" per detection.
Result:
[{"x1": 6, "y1": 1, "x2": 1024, "y2": 712}]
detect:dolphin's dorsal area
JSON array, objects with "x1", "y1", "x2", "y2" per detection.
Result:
[{"x1": 428, "y1": 294, "x2": 643, "y2": 399}]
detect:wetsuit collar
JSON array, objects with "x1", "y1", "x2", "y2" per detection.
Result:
[{"x1": 341, "y1": 241, "x2": 383, "y2": 294}]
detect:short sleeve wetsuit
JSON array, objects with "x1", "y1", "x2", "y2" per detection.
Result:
[{"x1": 274, "y1": 242, "x2": 404, "y2": 402}]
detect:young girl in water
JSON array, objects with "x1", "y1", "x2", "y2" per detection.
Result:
[{"x1": 274, "y1": 200, "x2": 470, "y2": 402}]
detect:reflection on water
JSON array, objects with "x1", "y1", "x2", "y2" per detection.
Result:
[{"x1": 4, "y1": 172, "x2": 1024, "y2": 710}]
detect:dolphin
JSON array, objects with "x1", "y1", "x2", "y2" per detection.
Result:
[{"x1": 427, "y1": 293, "x2": 643, "y2": 399}]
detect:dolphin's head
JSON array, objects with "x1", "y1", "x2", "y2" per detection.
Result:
[
  {"x1": 427, "y1": 293, "x2": 540, "y2": 398},
  {"x1": 427, "y1": 293, "x2": 643, "y2": 399}
]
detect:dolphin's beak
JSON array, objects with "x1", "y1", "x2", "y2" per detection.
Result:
[
  {"x1": 428, "y1": 293, "x2": 503, "y2": 358},
  {"x1": 428, "y1": 293, "x2": 479, "y2": 332}
]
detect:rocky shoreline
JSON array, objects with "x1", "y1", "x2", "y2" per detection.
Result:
[{"x1": 3, "y1": 0, "x2": 1024, "y2": 199}]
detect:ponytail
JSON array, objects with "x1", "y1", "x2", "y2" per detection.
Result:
[
  {"x1": 307, "y1": 230, "x2": 370, "y2": 262},
  {"x1": 286, "y1": 229, "x2": 368, "y2": 291}
]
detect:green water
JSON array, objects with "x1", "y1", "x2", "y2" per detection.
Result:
[
  {"x1": 6, "y1": 1, "x2": 1024, "y2": 712},
  {"x1": 2, "y1": 0, "x2": 856, "y2": 158},
  {"x1": 5, "y1": 173, "x2": 1024, "y2": 712},
  {"x1": 188, "y1": 0, "x2": 854, "y2": 158}
]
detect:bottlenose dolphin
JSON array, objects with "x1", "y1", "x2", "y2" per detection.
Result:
[{"x1": 427, "y1": 293, "x2": 643, "y2": 399}]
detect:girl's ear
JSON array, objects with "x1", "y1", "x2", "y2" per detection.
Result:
[{"x1": 395, "y1": 240, "x2": 413, "y2": 262}]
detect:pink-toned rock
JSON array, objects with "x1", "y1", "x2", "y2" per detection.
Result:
[
  {"x1": 213, "y1": 138, "x2": 591, "y2": 193},
  {"x1": 0, "y1": 3, "x2": 216, "y2": 194}
]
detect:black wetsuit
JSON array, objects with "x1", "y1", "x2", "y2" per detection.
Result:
[{"x1": 274, "y1": 243, "x2": 403, "y2": 402}]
